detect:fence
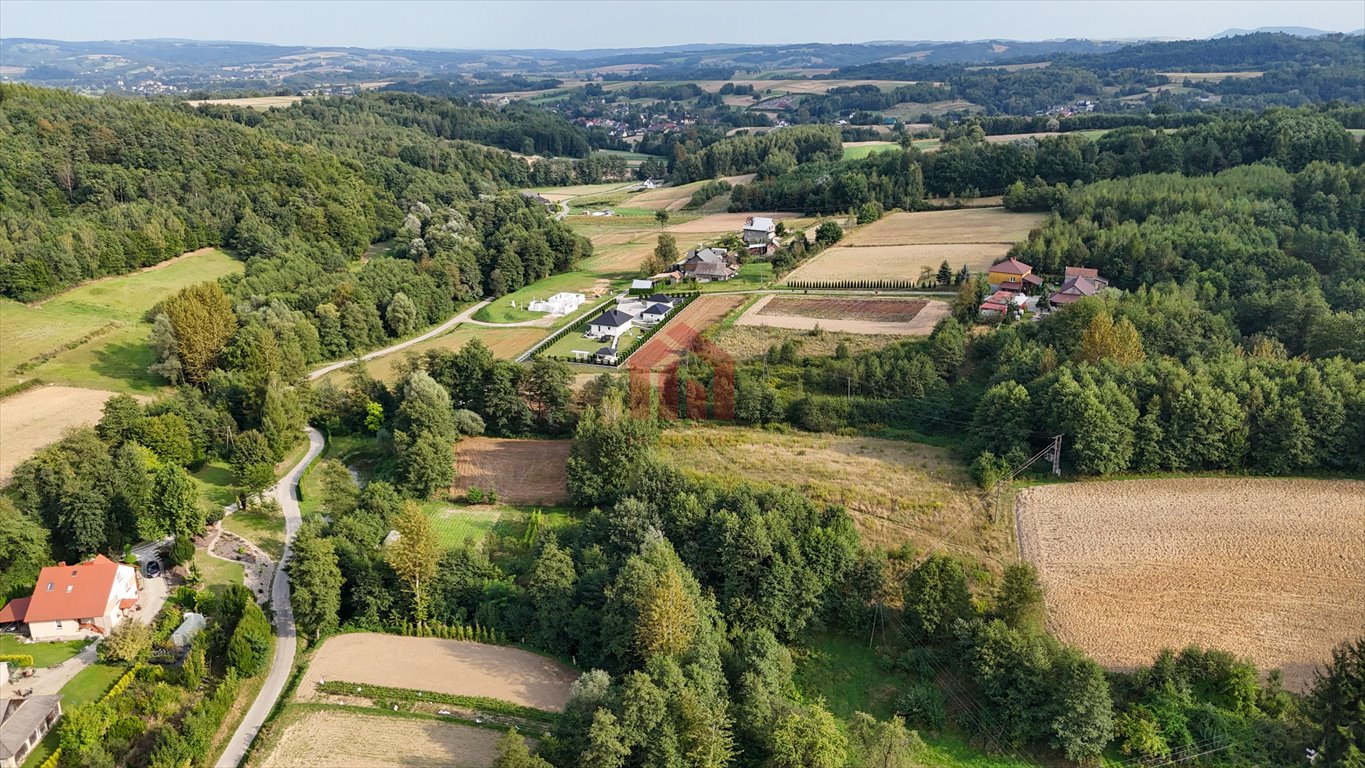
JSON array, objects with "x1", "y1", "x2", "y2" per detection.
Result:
[{"x1": 533, "y1": 292, "x2": 699, "y2": 368}]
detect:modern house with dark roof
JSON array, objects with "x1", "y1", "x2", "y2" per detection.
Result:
[
  {"x1": 0, "y1": 555, "x2": 138, "y2": 641},
  {"x1": 587, "y1": 308, "x2": 635, "y2": 339},
  {"x1": 640, "y1": 303, "x2": 673, "y2": 324},
  {"x1": 0, "y1": 695, "x2": 62, "y2": 768}
]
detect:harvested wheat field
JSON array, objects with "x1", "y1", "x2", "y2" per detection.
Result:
[
  {"x1": 736, "y1": 295, "x2": 948, "y2": 335},
  {"x1": 785, "y1": 243, "x2": 1015, "y2": 283},
  {"x1": 843, "y1": 208, "x2": 1044, "y2": 247},
  {"x1": 298, "y1": 633, "x2": 578, "y2": 711},
  {"x1": 631, "y1": 174, "x2": 758, "y2": 211},
  {"x1": 0, "y1": 386, "x2": 142, "y2": 483},
  {"x1": 627, "y1": 295, "x2": 747, "y2": 373},
  {"x1": 659, "y1": 426, "x2": 1007, "y2": 561},
  {"x1": 665, "y1": 211, "x2": 799, "y2": 234},
  {"x1": 1016, "y1": 478, "x2": 1365, "y2": 691},
  {"x1": 258, "y1": 708, "x2": 505, "y2": 768},
  {"x1": 452, "y1": 437, "x2": 570, "y2": 505},
  {"x1": 186, "y1": 95, "x2": 304, "y2": 109}
]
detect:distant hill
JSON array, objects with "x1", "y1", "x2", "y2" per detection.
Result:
[{"x1": 1212, "y1": 26, "x2": 1342, "y2": 38}]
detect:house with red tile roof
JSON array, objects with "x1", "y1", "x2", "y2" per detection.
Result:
[
  {"x1": 0, "y1": 555, "x2": 138, "y2": 642},
  {"x1": 987, "y1": 257, "x2": 1042, "y2": 293},
  {"x1": 1049, "y1": 267, "x2": 1110, "y2": 307}
]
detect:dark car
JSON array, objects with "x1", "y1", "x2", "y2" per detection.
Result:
[{"x1": 142, "y1": 559, "x2": 162, "y2": 578}]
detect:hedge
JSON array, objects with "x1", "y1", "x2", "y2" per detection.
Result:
[
  {"x1": 315, "y1": 681, "x2": 559, "y2": 725},
  {"x1": 102, "y1": 662, "x2": 143, "y2": 702},
  {"x1": 536, "y1": 291, "x2": 700, "y2": 367},
  {"x1": 38, "y1": 748, "x2": 62, "y2": 768},
  {"x1": 387, "y1": 620, "x2": 504, "y2": 644},
  {"x1": 0, "y1": 653, "x2": 35, "y2": 667}
]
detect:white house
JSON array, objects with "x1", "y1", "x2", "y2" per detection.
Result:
[
  {"x1": 742, "y1": 216, "x2": 777, "y2": 255},
  {"x1": 587, "y1": 309, "x2": 635, "y2": 339},
  {"x1": 528, "y1": 292, "x2": 586, "y2": 315},
  {"x1": 640, "y1": 302, "x2": 673, "y2": 324},
  {"x1": 0, "y1": 555, "x2": 139, "y2": 642}
]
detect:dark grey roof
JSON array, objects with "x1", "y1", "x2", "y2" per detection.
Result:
[
  {"x1": 644, "y1": 303, "x2": 672, "y2": 315},
  {"x1": 592, "y1": 309, "x2": 633, "y2": 328},
  {"x1": 685, "y1": 248, "x2": 727, "y2": 264},
  {"x1": 595, "y1": 347, "x2": 618, "y2": 357},
  {"x1": 1, "y1": 695, "x2": 61, "y2": 760},
  {"x1": 647, "y1": 293, "x2": 672, "y2": 304}
]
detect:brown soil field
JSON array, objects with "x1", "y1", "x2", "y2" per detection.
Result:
[
  {"x1": 259, "y1": 708, "x2": 503, "y2": 768},
  {"x1": 664, "y1": 211, "x2": 800, "y2": 234},
  {"x1": 843, "y1": 209, "x2": 1044, "y2": 247},
  {"x1": 0, "y1": 386, "x2": 135, "y2": 483},
  {"x1": 784, "y1": 243, "x2": 1014, "y2": 282},
  {"x1": 452, "y1": 437, "x2": 570, "y2": 505},
  {"x1": 627, "y1": 295, "x2": 747, "y2": 372},
  {"x1": 738, "y1": 295, "x2": 947, "y2": 336},
  {"x1": 659, "y1": 426, "x2": 1003, "y2": 560},
  {"x1": 707, "y1": 325, "x2": 907, "y2": 361},
  {"x1": 1016, "y1": 478, "x2": 1365, "y2": 691},
  {"x1": 298, "y1": 633, "x2": 579, "y2": 711}
]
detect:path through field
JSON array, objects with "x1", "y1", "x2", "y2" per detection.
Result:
[{"x1": 1016, "y1": 478, "x2": 1365, "y2": 691}]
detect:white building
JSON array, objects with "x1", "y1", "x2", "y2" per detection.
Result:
[
  {"x1": 527, "y1": 292, "x2": 586, "y2": 315},
  {"x1": 587, "y1": 309, "x2": 635, "y2": 339}
]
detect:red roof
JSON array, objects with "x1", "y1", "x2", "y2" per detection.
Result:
[
  {"x1": 1065, "y1": 266, "x2": 1099, "y2": 279},
  {"x1": 1023, "y1": 273, "x2": 1043, "y2": 286},
  {"x1": 989, "y1": 257, "x2": 1032, "y2": 276},
  {"x1": 0, "y1": 596, "x2": 31, "y2": 623},
  {"x1": 24, "y1": 555, "x2": 126, "y2": 623},
  {"x1": 118, "y1": 598, "x2": 138, "y2": 610}
]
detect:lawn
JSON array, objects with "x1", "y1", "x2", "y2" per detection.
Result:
[
  {"x1": 194, "y1": 549, "x2": 245, "y2": 599},
  {"x1": 0, "y1": 248, "x2": 242, "y2": 393},
  {"x1": 539, "y1": 322, "x2": 644, "y2": 364},
  {"x1": 223, "y1": 501, "x2": 286, "y2": 560},
  {"x1": 192, "y1": 460, "x2": 238, "y2": 516},
  {"x1": 842, "y1": 141, "x2": 902, "y2": 160},
  {"x1": 693, "y1": 261, "x2": 773, "y2": 292},
  {"x1": 423, "y1": 503, "x2": 505, "y2": 550},
  {"x1": 795, "y1": 633, "x2": 1039, "y2": 768},
  {"x1": 472, "y1": 272, "x2": 613, "y2": 324},
  {"x1": 61, "y1": 661, "x2": 126, "y2": 707},
  {"x1": 0, "y1": 636, "x2": 88, "y2": 667}
]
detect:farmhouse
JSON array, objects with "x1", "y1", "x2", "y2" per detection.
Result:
[
  {"x1": 741, "y1": 217, "x2": 777, "y2": 255},
  {"x1": 987, "y1": 257, "x2": 1042, "y2": 292},
  {"x1": 519, "y1": 191, "x2": 555, "y2": 209},
  {"x1": 678, "y1": 248, "x2": 738, "y2": 282},
  {"x1": 527, "y1": 292, "x2": 586, "y2": 315},
  {"x1": 0, "y1": 555, "x2": 138, "y2": 641},
  {"x1": 587, "y1": 308, "x2": 635, "y2": 339},
  {"x1": 0, "y1": 695, "x2": 62, "y2": 768}
]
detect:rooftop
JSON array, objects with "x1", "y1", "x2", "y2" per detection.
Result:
[
  {"x1": 592, "y1": 309, "x2": 634, "y2": 328},
  {"x1": 989, "y1": 257, "x2": 1033, "y2": 276},
  {"x1": 0, "y1": 695, "x2": 61, "y2": 761},
  {"x1": 24, "y1": 555, "x2": 129, "y2": 624}
]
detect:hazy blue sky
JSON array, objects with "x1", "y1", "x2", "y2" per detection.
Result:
[{"x1": 2, "y1": 0, "x2": 1361, "y2": 49}]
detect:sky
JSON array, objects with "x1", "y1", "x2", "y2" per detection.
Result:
[{"x1": 1, "y1": 0, "x2": 1361, "y2": 50}]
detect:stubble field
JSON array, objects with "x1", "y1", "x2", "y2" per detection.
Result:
[
  {"x1": 782, "y1": 208, "x2": 1043, "y2": 284},
  {"x1": 258, "y1": 708, "x2": 504, "y2": 768},
  {"x1": 0, "y1": 386, "x2": 131, "y2": 483},
  {"x1": 452, "y1": 437, "x2": 571, "y2": 505},
  {"x1": 297, "y1": 633, "x2": 578, "y2": 711},
  {"x1": 1016, "y1": 478, "x2": 1365, "y2": 690}
]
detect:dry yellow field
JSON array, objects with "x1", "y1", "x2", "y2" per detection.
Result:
[
  {"x1": 0, "y1": 386, "x2": 146, "y2": 483},
  {"x1": 664, "y1": 211, "x2": 800, "y2": 234},
  {"x1": 259, "y1": 709, "x2": 503, "y2": 768},
  {"x1": 707, "y1": 324, "x2": 907, "y2": 361},
  {"x1": 785, "y1": 243, "x2": 1014, "y2": 282},
  {"x1": 843, "y1": 209, "x2": 1044, "y2": 246},
  {"x1": 659, "y1": 426, "x2": 1006, "y2": 561},
  {"x1": 185, "y1": 95, "x2": 303, "y2": 109},
  {"x1": 1016, "y1": 478, "x2": 1365, "y2": 691},
  {"x1": 323, "y1": 326, "x2": 545, "y2": 385},
  {"x1": 783, "y1": 208, "x2": 1043, "y2": 283},
  {"x1": 297, "y1": 633, "x2": 578, "y2": 711}
]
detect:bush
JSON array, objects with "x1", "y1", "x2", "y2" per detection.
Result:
[
  {"x1": 467, "y1": 487, "x2": 485, "y2": 504},
  {"x1": 0, "y1": 653, "x2": 35, "y2": 667},
  {"x1": 167, "y1": 535, "x2": 195, "y2": 566},
  {"x1": 895, "y1": 681, "x2": 947, "y2": 730},
  {"x1": 99, "y1": 619, "x2": 152, "y2": 663},
  {"x1": 453, "y1": 409, "x2": 486, "y2": 436},
  {"x1": 226, "y1": 600, "x2": 271, "y2": 676}
]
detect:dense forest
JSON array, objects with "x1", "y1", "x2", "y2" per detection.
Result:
[{"x1": 0, "y1": 85, "x2": 595, "y2": 300}]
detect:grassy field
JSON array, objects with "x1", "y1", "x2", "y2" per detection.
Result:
[
  {"x1": 194, "y1": 549, "x2": 245, "y2": 599},
  {"x1": 0, "y1": 636, "x2": 88, "y2": 667},
  {"x1": 322, "y1": 326, "x2": 549, "y2": 386},
  {"x1": 795, "y1": 633, "x2": 1039, "y2": 768},
  {"x1": 842, "y1": 141, "x2": 901, "y2": 160},
  {"x1": 0, "y1": 248, "x2": 242, "y2": 393},
  {"x1": 192, "y1": 460, "x2": 239, "y2": 516},
  {"x1": 472, "y1": 271, "x2": 615, "y2": 324},
  {"x1": 422, "y1": 503, "x2": 506, "y2": 550},
  {"x1": 694, "y1": 261, "x2": 773, "y2": 292},
  {"x1": 540, "y1": 322, "x2": 643, "y2": 362},
  {"x1": 223, "y1": 498, "x2": 286, "y2": 560}
]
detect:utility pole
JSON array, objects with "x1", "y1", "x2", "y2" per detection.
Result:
[{"x1": 1050, "y1": 434, "x2": 1063, "y2": 476}]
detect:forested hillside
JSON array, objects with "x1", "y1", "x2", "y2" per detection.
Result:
[{"x1": 0, "y1": 85, "x2": 594, "y2": 300}]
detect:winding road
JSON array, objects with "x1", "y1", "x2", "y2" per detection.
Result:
[
  {"x1": 215, "y1": 426, "x2": 324, "y2": 768},
  {"x1": 306, "y1": 299, "x2": 492, "y2": 381}
]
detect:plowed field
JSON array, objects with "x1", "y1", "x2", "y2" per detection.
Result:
[{"x1": 627, "y1": 295, "x2": 746, "y2": 372}]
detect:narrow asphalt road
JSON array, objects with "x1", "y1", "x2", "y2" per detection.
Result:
[
  {"x1": 215, "y1": 425, "x2": 324, "y2": 768},
  {"x1": 306, "y1": 299, "x2": 491, "y2": 381}
]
